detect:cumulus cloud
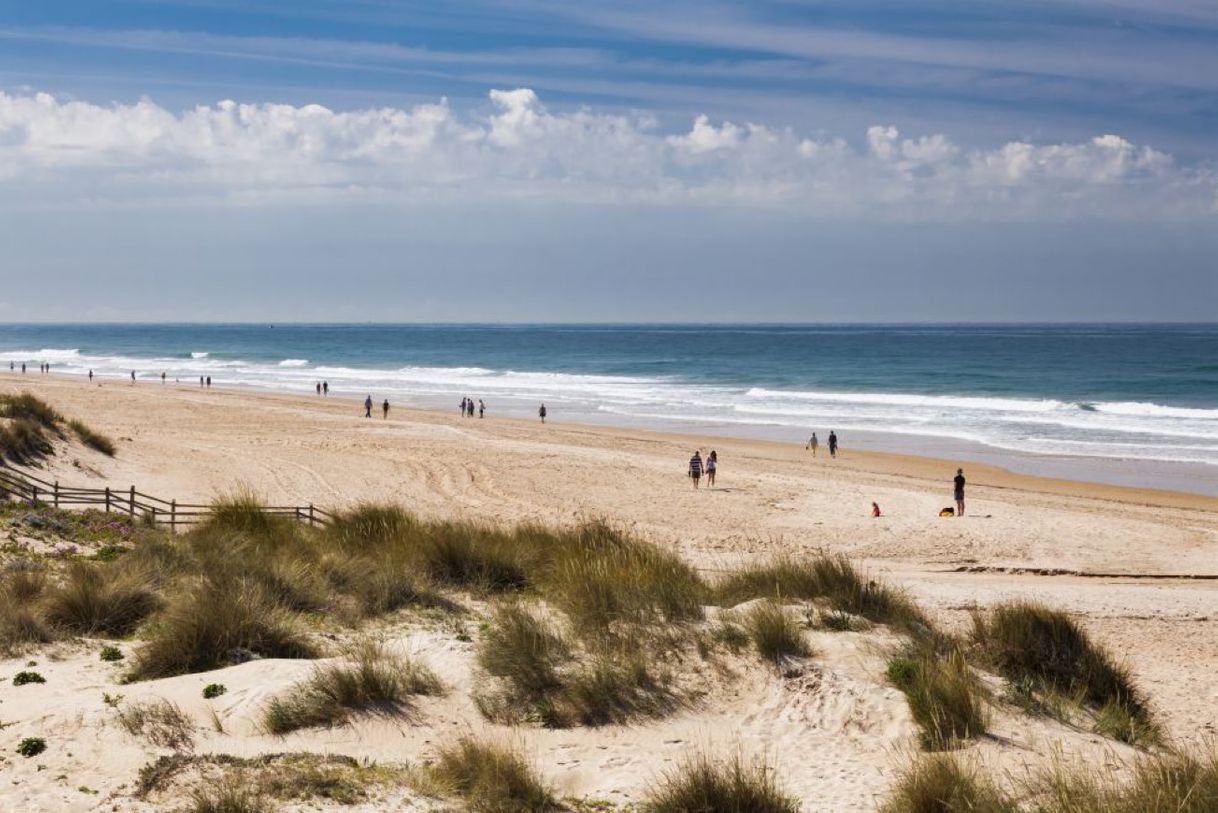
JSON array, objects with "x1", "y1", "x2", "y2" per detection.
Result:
[{"x1": 0, "y1": 88, "x2": 1213, "y2": 218}]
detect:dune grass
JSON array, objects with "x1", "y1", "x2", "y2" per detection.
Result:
[
  {"x1": 67, "y1": 418, "x2": 116, "y2": 456},
  {"x1": 1034, "y1": 747, "x2": 1218, "y2": 813},
  {"x1": 128, "y1": 574, "x2": 316, "y2": 681},
  {"x1": 262, "y1": 640, "x2": 442, "y2": 734},
  {"x1": 475, "y1": 601, "x2": 678, "y2": 727},
  {"x1": 116, "y1": 698, "x2": 196, "y2": 751},
  {"x1": 0, "y1": 417, "x2": 55, "y2": 464},
  {"x1": 714, "y1": 553, "x2": 936, "y2": 642},
  {"x1": 188, "y1": 779, "x2": 271, "y2": 813},
  {"x1": 880, "y1": 754, "x2": 1018, "y2": 813},
  {"x1": 971, "y1": 601, "x2": 1157, "y2": 745},
  {"x1": 641, "y1": 752, "x2": 799, "y2": 813},
  {"x1": 0, "y1": 566, "x2": 54, "y2": 652},
  {"x1": 741, "y1": 601, "x2": 810, "y2": 662},
  {"x1": 423, "y1": 736, "x2": 562, "y2": 812},
  {"x1": 887, "y1": 648, "x2": 988, "y2": 750},
  {"x1": 41, "y1": 561, "x2": 160, "y2": 636}
]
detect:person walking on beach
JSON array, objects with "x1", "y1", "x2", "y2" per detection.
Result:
[
  {"x1": 364, "y1": 395, "x2": 373, "y2": 418},
  {"x1": 316, "y1": 382, "x2": 321, "y2": 396},
  {"x1": 131, "y1": 370, "x2": 136, "y2": 384},
  {"x1": 322, "y1": 381, "x2": 329, "y2": 396},
  {"x1": 460, "y1": 397, "x2": 467, "y2": 416},
  {"x1": 688, "y1": 450, "x2": 703, "y2": 489},
  {"x1": 467, "y1": 399, "x2": 475, "y2": 418},
  {"x1": 539, "y1": 403, "x2": 547, "y2": 423},
  {"x1": 88, "y1": 369, "x2": 93, "y2": 381},
  {"x1": 21, "y1": 363, "x2": 25, "y2": 374},
  {"x1": 382, "y1": 399, "x2": 389, "y2": 419},
  {"x1": 953, "y1": 468, "x2": 966, "y2": 517},
  {"x1": 161, "y1": 371, "x2": 166, "y2": 384},
  {"x1": 807, "y1": 433, "x2": 818, "y2": 456},
  {"x1": 206, "y1": 376, "x2": 211, "y2": 388},
  {"x1": 828, "y1": 430, "x2": 838, "y2": 458},
  {"x1": 706, "y1": 450, "x2": 718, "y2": 487},
  {"x1": 478, "y1": 399, "x2": 485, "y2": 418}
]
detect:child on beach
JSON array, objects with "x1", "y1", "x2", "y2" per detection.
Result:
[
  {"x1": 706, "y1": 450, "x2": 717, "y2": 487},
  {"x1": 688, "y1": 450, "x2": 703, "y2": 488},
  {"x1": 872, "y1": 502, "x2": 882, "y2": 517}
]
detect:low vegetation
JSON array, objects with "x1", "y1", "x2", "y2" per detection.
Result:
[
  {"x1": 262, "y1": 640, "x2": 442, "y2": 734},
  {"x1": 116, "y1": 698, "x2": 195, "y2": 751},
  {"x1": 0, "y1": 393, "x2": 114, "y2": 464},
  {"x1": 714, "y1": 553, "x2": 936, "y2": 642},
  {"x1": 880, "y1": 754, "x2": 1018, "y2": 813},
  {"x1": 970, "y1": 601, "x2": 1157, "y2": 744},
  {"x1": 13, "y1": 669, "x2": 46, "y2": 686},
  {"x1": 882, "y1": 747, "x2": 1218, "y2": 812},
  {"x1": 41, "y1": 561, "x2": 160, "y2": 636},
  {"x1": 188, "y1": 779, "x2": 270, "y2": 813},
  {"x1": 423, "y1": 736, "x2": 562, "y2": 812},
  {"x1": 741, "y1": 600, "x2": 810, "y2": 662},
  {"x1": 17, "y1": 736, "x2": 47, "y2": 758},
  {"x1": 641, "y1": 752, "x2": 799, "y2": 813},
  {"x1": 887, "y1": 648, "x2": 988, "y2": 750}
]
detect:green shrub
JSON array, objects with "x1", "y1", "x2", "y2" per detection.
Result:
[
  {"x1": 100, "y1": 645, "x2": 124, "y2": 662},
  {"x1": 887, "y1": 649, "x2": 987, "y2": 750},
  {"x1": 17, "y1": 737, "x2": 47, "y2": 758},
  {"x1": 203, "y1": 683, "x2": 228, "y2": 700},
  {"x1": 641, "y1": 752, "x2": 799, "y2": 813},
  {"x1": 2, "y1": 393, "x2": 62, "y2": 428},
  {"x1": 13, "y1": 670, "x2": 46, "y2": 686},
  {"x1": 425, "y1": 736, "x2": 561, "y2": 812}
]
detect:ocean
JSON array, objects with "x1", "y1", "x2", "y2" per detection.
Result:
[{"x1": 2, "y1": 324, "x2": 1216, "y2": 492}]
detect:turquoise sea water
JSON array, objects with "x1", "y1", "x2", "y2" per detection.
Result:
[{"x1": 2, "y1": 324, "x2": 1216, "y2": 482}]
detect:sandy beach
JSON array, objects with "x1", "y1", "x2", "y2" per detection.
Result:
[{"x1": 3, "y1": 372, "x2": 1217, "y2": 811}]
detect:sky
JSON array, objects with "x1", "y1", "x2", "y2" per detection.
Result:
[{"x1": 0, "y1": 0, "x2": 1215, "y2": 322}]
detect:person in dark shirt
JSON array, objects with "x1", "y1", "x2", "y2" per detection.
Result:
[
  {"x1": 382, "y1": 399, "x2": 390, "y2": 419},
  {"x1": 688, "y1": 450, "x2": 703, "y2": 489},
  {"x1": 828, "y1": 431, "x2": 838, "y2": 458},
  {"x1": 539, "y1": 403, "x2": 547, "y2": 423},
  {"x1": 364, "y1": 395, "x2": 373, "y2": 418},
  {"x1": 954, "y1": 468, "x2": 966, "y2": 517}
]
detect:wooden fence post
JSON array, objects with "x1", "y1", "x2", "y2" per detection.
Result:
[
  {"x1": 31, "y1": 485, "x2": 38, "y2": 505},
  {"x1": 129, "y1": 486, "x2": 136, "y2": 517},
  {"x1": 171, "y1": 499, "x2": 177, "y2": 532},
  {"x1": 309, "y1": 504, "x2": 315, "y2": 527},
  {"x1": 104, "y1": 487, "x2": 110, "y2": 512},
  {"x1": 54, "y1": 481, "x2": 60, "y2": 508}
]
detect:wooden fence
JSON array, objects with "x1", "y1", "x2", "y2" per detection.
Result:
[{"x1": 0, "y1": 465, "x2": 332, "y2": 531}]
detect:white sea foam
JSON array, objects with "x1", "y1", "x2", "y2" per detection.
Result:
[{"x1": 9, "y1": 345, "x2": 1216, "y2": 467}]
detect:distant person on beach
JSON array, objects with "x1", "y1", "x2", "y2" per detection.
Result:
[
  {"x1": 316, "y1": 382, "x2": 321, "y2": 396},
  {"x1": 131, "y1": 370, "x2": 136, "y2": 383},
  {"x1": 467, "y1": 399, "x2": 475, "y2": 418},
  {"x1": 460, "y1": 397, "x2": 467, "y2": 415},
  {"x1": 872, "y1": 502, "x2": 882, "y2": 517},
  {"x1": 828, "y1": 431, "x2": 838, "y2": 458},
  {"x1": 688, "y1": 450, "x2": 703, "y2": 489},
  {"x1": 161, "y1": 371, "x2": 166, "y2": 384},
  {"x1": 706, "y1": 450, "x2": 718, "y2": 487},
  {"x1": 21, "y1": 363, "x2": 25, "y2": 374},
  {"x1": 807, "y1": 433, "x2": 818, "y2": 456},
  {"x1": 954, "y1": 468, "x2": 966, "y2": 517},
  {"x1": 88, "y1": 369, "x2": 93, "y2": 381},
  {"x1": 206, "y1": 376, "x2": 211, "y2": 388},
  {"x1": 478, "y1": 399, "x2": 485, "y2": 418},
  {"x1": 539, "y1": 403, "x2": 547, "y2": 423},
  {"x1": 323, "y1": 381, "x2": 329, "y2": 396},
  {"x1": 364, "y1": 395, "x2": 373, "y2": 418},
  {"x1": 382, "y1": 399, "x2": 389, "y2": 419}
]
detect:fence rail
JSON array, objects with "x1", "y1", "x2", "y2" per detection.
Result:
[{"x1": 0, "y1": 465, "x2": 332, "y2": 531}]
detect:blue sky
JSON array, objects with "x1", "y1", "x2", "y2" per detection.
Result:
[{"x1": 0, "y1": 1, "x2": 1215, "y2": 321}]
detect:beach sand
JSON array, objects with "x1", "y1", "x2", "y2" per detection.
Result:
[{"x1": 3, "y1": 373, "x2": 1217, "y2": 810}]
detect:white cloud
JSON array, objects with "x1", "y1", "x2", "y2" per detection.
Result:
[{"x1": 0, "y1": 88, "x2": 1213, "y2": 219}]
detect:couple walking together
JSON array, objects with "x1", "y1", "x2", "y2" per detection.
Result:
[{"x1": 688, "y1": 450, "x2": 718, "y2": 489}]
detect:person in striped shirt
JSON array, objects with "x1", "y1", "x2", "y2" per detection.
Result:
[{"x1": 688, "y1": 450, "x2": 703, "y2": 489}]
